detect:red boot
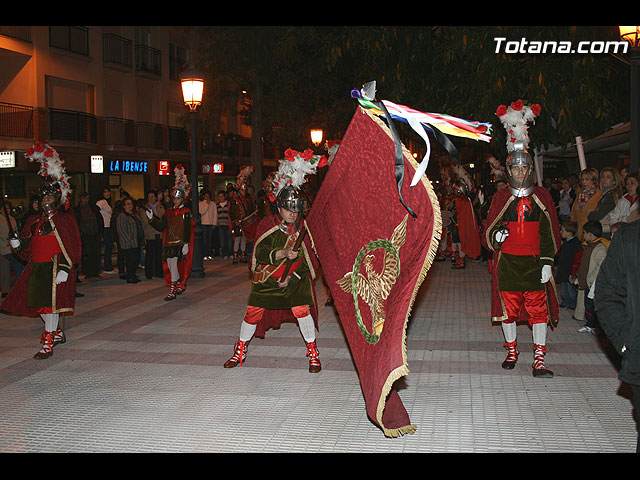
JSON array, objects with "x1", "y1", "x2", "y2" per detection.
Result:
[
  {"x1": 164, "y1": 281, "x2": 178, "y2": 301},
  {"x1": 52, "y1": 328, "x2": 66, "y2": 346},
  {"x1": 224, "y1": 340, "x2": 248, "y2": 368},
  {"x1": 501, "y1": 340, "x2": 518, "y2": 369},
  {"x1": 452, "y1": 255, "x2": 466, "y2": 269},
  {"x1": 532, "y1": 344, "x2": 554, "y2": 377},
  {"x1": 306, "y1": 341, "x2": 322, "y2": 373},
  {"x1": 34, "y1": 331, "x2": 54, "y2": 360}
]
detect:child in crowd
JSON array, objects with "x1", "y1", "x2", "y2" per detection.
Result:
[
  {"x1": 576, "y1": 220, "x2": 609, "y2": 334},
  {"x1": 555, "y1": 221, "x2": 582, "y2": 310}
]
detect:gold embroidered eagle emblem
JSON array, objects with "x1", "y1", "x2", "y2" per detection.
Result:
[{"x1": 336, "y1": 215, "x2": 408, "y2": 343}]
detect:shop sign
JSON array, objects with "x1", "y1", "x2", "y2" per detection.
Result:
[
  {"x1": 158, "y1": 161, "x2": 170, "y2": 176},
  {"x1": 0, "y1": 151, "x2": 16, "y2": 168},
  {"x1": 213, "y1": 163, "x2": 224, "y2": 174},
  {"x1": 91, "y1": 155, "x2": 104, "y2": 173},
  {"x1": 109, "y1": 159, "x2": 149, "y2": 174}
]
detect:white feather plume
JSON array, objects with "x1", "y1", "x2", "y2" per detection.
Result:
[
  {"x1": 25, "y1": 141, "x2": 72, "y2": 205},
  {"x1": 272, "y1": 148, "x2": 326, "y2": 196},
  {"x1": 496, "y1": 100, "x2": 541, "y2": 152}
]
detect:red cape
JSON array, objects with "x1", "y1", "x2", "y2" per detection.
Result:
[
  {"x1": 250, "y1": 214, "x2": 319, "y2": 339},
  {"x1": 455, "y1": 195, "x2": 481, "y2": 258},
  {"x1": 1, "y1": 211, "x2": 81, "y2": 317},
  {"x1": 162, "y1": 205, "x2": 195, "y2": 288},
  {"x1": 482, "y1": 187, "x2": 561, "y2": 324}
]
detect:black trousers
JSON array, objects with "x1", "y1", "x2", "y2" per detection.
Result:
[
  {"x1": 145, "y1": 236, "x2": 163, "y2": 278},
  {"x1": 122, "y1": 247, "x2": 140, "y2": 280},
  {"x1": 632, "y1": 384, "x2": 640, "y2": 453},
  {"x1": 81, "y1": 233, "x2": 101, "y2": 277}
]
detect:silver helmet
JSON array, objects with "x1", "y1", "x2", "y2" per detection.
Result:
[
  {"x1": 171, "y1": 187, "x2": 186, "y2": 200},
  {"x1": 505, "y1": 146, "x2": 534, "y2": 197},
  {"x1": 276, "y1": 185, "x2": 304, "y2": 214},
  {"x1": 38, "y1": 181, "x2": 62, "y2": 214}
]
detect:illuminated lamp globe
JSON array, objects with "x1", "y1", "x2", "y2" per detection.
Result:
[{"x1": 180, "y1": 65, "x2": 205, "y2": 111}]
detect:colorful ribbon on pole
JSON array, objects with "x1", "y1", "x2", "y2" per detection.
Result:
[{"x1": 351, "y1": 82, "x2": 492, "y2": 187}]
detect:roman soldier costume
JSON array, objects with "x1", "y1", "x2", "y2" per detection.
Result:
[
  {"x1": 229, "y1": 165, "x2": 258, "y2": 264},
  {"x1": 147, "y1": 165, "x2": 195, "y2": 301},
  {"x1": 436, "y1": 167, "x2": 481, "y2": 268},
  {"x1": 255, "y1": 172, "x2": 277, "y2": 219},
  {"x1": 224, "y1": 148, "x2": 326, "y2": 373},
  {"x1": 482, "y1": 100, "x2": 561, "y2": 377},
  {"x1": 1, "y1": 142, "x2": 81, "y2": 359}
]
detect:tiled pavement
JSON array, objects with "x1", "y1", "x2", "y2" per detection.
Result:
[{"x1": 0, "y1": 257, "x2": 637, "y2": 453}]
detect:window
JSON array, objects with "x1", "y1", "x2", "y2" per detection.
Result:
[{"x1": 49, "y1": 26, "x2": 89, "y2": 56}]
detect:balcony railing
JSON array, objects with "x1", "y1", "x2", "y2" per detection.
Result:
[
  {"x1": 0, "y1": 26, "x2": 31, "y2": 43},
  {"x1": 137, "y1": 122, "x2": 164, "y2": 149},
  {"x1": 0, "y1": 102, "x2": 34, "y2": 138},
  {"x1": 104, "y1": 117, "x2": 135, "y2": 146},
  {"x1": 103, "y1": 33, "x2": 132, "y2": 68},
  {"x1": 2, "y1": 104, "x2": 266, "y2": 164},
  {"x1": 49, "y1": 108, "x2": 97, "y2": 143},
  {"x1": 135, "y1": 44, "x2": 161, "y2": 76}
]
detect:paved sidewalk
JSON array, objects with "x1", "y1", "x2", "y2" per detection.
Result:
[{"x1": 0, "y1": 257, "x2": 636, "y2": 452}]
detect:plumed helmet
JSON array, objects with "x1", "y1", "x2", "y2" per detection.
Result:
[
  {"x1": 276, "y1": 185, "x2": 304, "y2": 214},
  {"x1": 24, "y1": 141, "x2": 71, "y2": 211},
  {"x1": 505, "y1": 143, "x2": 535, "y2": 197},
  {"x1": 172, "y1": 164, "x2": 190, "y2": 201},
  {"x1": 38, "y1": 181, "x2": 63, "y2": 214},
  {"x1": 496, "y1": 99, "x2": 541, "y2": 198},
  {"x1": 171, "y1": 187, "x2": 186, "y2": 199}
]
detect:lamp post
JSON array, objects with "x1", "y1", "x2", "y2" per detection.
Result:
[
  {"x1": 619, "y1": 26, "x2": 640, "y2": 172},
  {"x1": 181, "y1": 64, "x2": 205, "y2": 278},
  {"x1": 310, "y1": 129, "x2": 323, "y2": 147}
]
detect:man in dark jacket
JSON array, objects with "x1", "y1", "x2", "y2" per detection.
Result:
[
  {"x1": 595, "y1": 220, "x2": 640, "y2": 452},
  {"x1": 74, "y1": 192, "x2": 103, "y2": 279}
]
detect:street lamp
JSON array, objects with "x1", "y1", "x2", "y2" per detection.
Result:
[
  {"x1": 310, "y1": 129, "x2": 323, "y2": 147},
  {"x1": 619, "y1": 26, "x2": 640, "y2": 172},
  {"x1": 181, "y1": 64, "x2": 205, "y2": 278}
]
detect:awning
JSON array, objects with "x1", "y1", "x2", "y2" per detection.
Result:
[{"x1": 541, "y1": 122, "x2": 630, "y2": 159}]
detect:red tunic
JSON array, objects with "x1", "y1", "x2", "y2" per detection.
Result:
[
  {"x1": 161, "y1": 205, "x2": 195, "y2": 289},
  {"x1": 482, "y1": 187, "x2": 561, "y2": 324},
  {"x1": 1, "y1": 211, "x2": 81, "y2": 317}
]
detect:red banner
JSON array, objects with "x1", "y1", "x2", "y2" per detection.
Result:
[{"x1": 306, "y1": 107, "x2": 441, "y2": 437}]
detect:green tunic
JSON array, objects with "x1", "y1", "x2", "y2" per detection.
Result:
[{"x1": 248, "y1": 226, "x2": 314, "y2": 310}]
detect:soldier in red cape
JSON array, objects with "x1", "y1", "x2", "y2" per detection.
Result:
[
  {"x1": 483, "y1": 101, "x2": 561, "y2": 377},
  {"x1": 146, "y1": 165, "x2": 195, "y2": 301},
  {"x1": 449, "y1": 179, "x2": 482, "y2": 269},
  {"x1": 1, "y1": 143, "x2": 81, "y2": 359}
]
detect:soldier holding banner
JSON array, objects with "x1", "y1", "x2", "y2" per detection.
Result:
[{"x1": 223, "y1": 149, "x2": 325, "y2": 373}]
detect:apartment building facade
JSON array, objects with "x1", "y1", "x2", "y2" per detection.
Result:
[{"x1": 0, "y1": 25, "x2": 262, "y2": 215}]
